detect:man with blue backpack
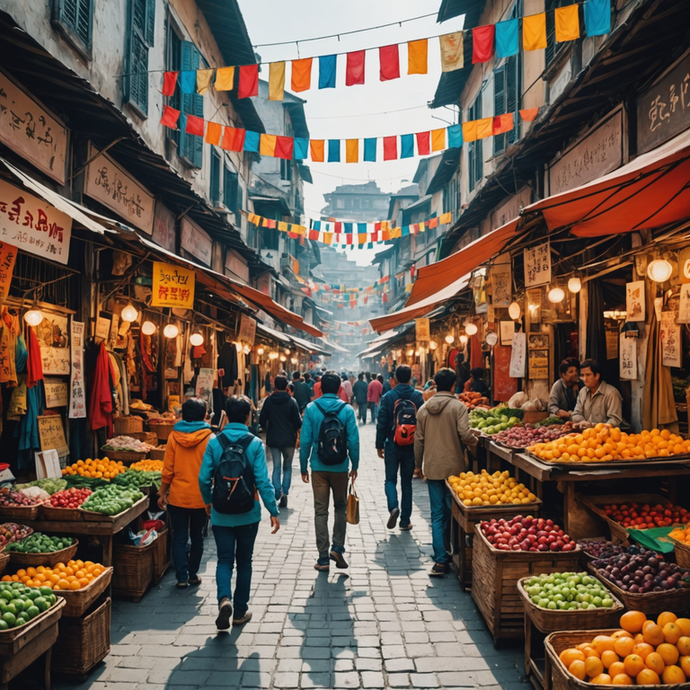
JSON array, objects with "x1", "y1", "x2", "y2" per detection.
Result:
[
  {"x1": 199, "y1": 395, "x2": 280, "y2": 631},
  {"x1": 376, "y1": 365, "x2": 424, "y2": 532},
  {"x1": 300, "y1": 371, "x2": 360, "y2": 572}
]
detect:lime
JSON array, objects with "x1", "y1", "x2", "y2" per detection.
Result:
[{"x1": 2, "y1": 612, "x2": 16, "y2": 627}]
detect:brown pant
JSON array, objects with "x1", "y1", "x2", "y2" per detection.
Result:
[{"x1": 312, "y1": 471, "x2": 348, "y2": 558}]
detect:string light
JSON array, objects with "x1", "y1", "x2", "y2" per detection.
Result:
[
  {"x1": 465, "y1": 323, "x2": 478, "y2": 336},
  {"x1": 121, "y1": 304, "x2": 138, "y2": 322},
  {"x1": 445, "y1": 335, "x2": 455, "y2": 344},
  {"x1": 24, "y1": 309, "x2": 43, "y2": 326},
  {"x1": 190, "y1": 332, "x2": 204, "y2": 346},
  {"x1": 141, "y1": 321, "x2": 156, "y2": 335},
  {"x1": 163, "y1": 324, "x2": 179, "y2": 338}
]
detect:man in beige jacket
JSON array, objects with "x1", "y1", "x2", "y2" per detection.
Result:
[{"x1": 415, "y1": 368, "x2": 477, "y2": 576}]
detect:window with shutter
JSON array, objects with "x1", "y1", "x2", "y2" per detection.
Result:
[
  {"x1": 179, "y1": 41, "x2": 203, "y2": 169},
  {"x1": 545, "y1": 0, "x2": 571, "y2": 68},
  {"x1": 493, "y1": 66, "x2": 507, "y2": 156},
  {"x1": 468, "y1": 94, "x2": 483, "y2": 192},
  {"x1": 210, "y1": 150, "x2": 221, "y2": 206},
  {"x1": 223, "y1": 166, "x2": 239, "y2": 217},
  {"x1": 124, "y1": 0, "x2": 153, "y2": 116},
  {"x1": 506, "y1": 55, "x2": 519, "y2": 146},
  {"x1": 53, "y1": 0, "x2": 93, "y2": 56}
]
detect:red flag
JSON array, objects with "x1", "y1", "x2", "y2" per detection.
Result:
[
  {"x1": 346, "y1": 51, "x2": 366, "y2": 86},
  {"x1": 345, "y1": 234, "x2": 353, "y2": 245},
  {"x1": 383, "y1": 136, "x2": 397, "y2": 160},
  {"x1": 162, "y1": 71, "x2": 178, "y2": 97},
  {"x1": 185, "y1": 115, "x2": 205, "y2": 136},
  {"x1": 493, "y1": 113, "x2": 514, "y2": 135},
  {"x1": 428, "y1": 217, "x2": 439, "y2": 229},
  {"x1": 520, "y1": 107, "x2": 539, "y2": 122},
  {"x1": 266, "y1": 219, "x2": 277, "y2": 229},
  {"x1": 416, "y1": 131, "x2": 431, "y2": 155},
  {"x1": 308, "y1": 230, "x2": 319, "y2": 240},
  {"x1": 274, "y1": 136, "x2": 294, "y2": 160},
  {"x1": 160, "y1": 105, "x2": 180, "y2": 129},
  {"x1": 222, "y1": 127, "x2": 245, "y2": 152},
  {"x1": 379, "y1": 45, "x2": 400, "y2": 81},
  {"x1": 335, "y1": 222, "x2": 342, "y2": 233},
  {"x1": 472, "y1": 25, "x2": 495, "y2": 63},
  {"x1": 238, "y1": 64, "x2": 259, "y2": 98},
  {"x1": 374, "y1": 222, "x2": 381, "y2": 232}
]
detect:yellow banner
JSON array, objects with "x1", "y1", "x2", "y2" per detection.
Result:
[{"x1": 151, "y1": 261, "x2": 195, "y2": 309}]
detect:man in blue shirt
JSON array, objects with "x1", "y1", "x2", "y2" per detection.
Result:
[
  {"x1": 376, "y1": 365, "x2": 424, "y2": 532},
  {"x1": 200, "y1": 395, "x2": 280, "y2": 630},
  {"x1": 300, "y1": 371, "x2": 360, "y2": 572}
]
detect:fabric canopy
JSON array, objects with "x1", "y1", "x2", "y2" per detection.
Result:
[
  {"x1": 525, "y1": 128, "x2": 690, "y2": 237},
  {"x1": 406, "y1": 218, "x2": 520, "y2": 307}
]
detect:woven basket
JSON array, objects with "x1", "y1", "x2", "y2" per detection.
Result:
[
  {"x1": 40, "y1": 501, "x2": 83, "y2": 522},
  {"x1": 52, "y1": 597, "x2": 111, "y2": 675},
  {"x1": 8, "y1": 539, "x2": 78, "y2": 567},
  {"x1": 152, "y1": 528, "x2": 171, "y2": 583},
  {"x1": 587, "y1": 562, "x2": 690, "y2": 617},
  {"x1": 114, "y1": 416, "x2": 143, "y2": 435},
  {"x1": 0, "y1": 503, "x2": 41, "y2": 521},
  {"x1": 0, "y1": 553, "x2": 9, "y2": 576},
  {"x1": 148, "y1": 421, "x2": 174, "y2": 442},
  {"x1": 671, "y1": 537, "x2": 690, "y2": 568},
  {"x1": 54, "y1": 567, "x2": 113, "y2": 618},
  {"x1": 100, "y1": 448, "x2": 148, "y2": 464},
  {"x1": 127, "y1": 431, "x2": 158, "y2": 447},
  {"x1": 149, "y1": 447, "x2": 166, "y2": 461},
  {"x1": 517, "y1": 577, "x2": 624, "y2": 634},
  {"x1": 112, "y1": 540, "x2": 155, "y2": 601}
]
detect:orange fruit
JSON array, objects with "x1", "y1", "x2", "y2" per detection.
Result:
[
  {"x1": 680, "y1": 656, "x2": 690, "y2": 677},
  {"x1": 68, "y1": 581, "x2": 81, "y2": 591},
  {"x1": 677, "y1": 637, "x2": 690, "y2": 657},
  {"x1": 601, "y1": 650, "x2": 620, "y2": 669},
  {"x1": 585, "y1": 657, "x2": 605, "y2": 678},
  {"x1": 633, "y1": 643, "x2": 655, "y2": 661},
  {"x1": 636, "y1": 668, "x2": 661, "y2": 685},
  {"x1": 645, "y1": 652, "x2": 665, "y2": 674},
  {"x1": 643, "y1": 624, "x2": 664, "y2": 647},
  {"x1": 569, "y1": 660, "x2": 587, "y2": 681},
  {"x1": 657, "y1": 643, "x2": 679, "y2": 666},
  {"x1": 612, "y1": 673, "x2": 634, "y2": 685},
  {"x1": 634, "y1": 633, "x2": 645, "y2": 644},
  {"x1": 676, "y1": 619, "x2": 690, "y2": 636},
  {"x1": 611, "y1": 630, "x2": 633, "y2": 641},
  {"x1": 624, "y1": 654, "x2": 647, "y2": 676},
  {"x1": 591, "y1": 674, "x2": 612, "y2": 685},
  {"x1": 560, "y1": 649, "x2": 586, "y2": 667},
  {"x1": 609, "y1": 662, "x2": 626, "y2": 678},
  {"x1": 661, "y1": 666, "x2": 686, "y2": 684},
  {"x1": 621, "y1": 611, "x2": 647, "y2": 634},
  {"x1": 584, "y1": 647, "x2": 602, "y2": 659},
  {"x1": 593, "y1": 636, "x2": 616, "y2": 655},
  {"x1": 662, "y1": 622, "x2": 682, "y2": 645},
  {"x1": 614, "y1": 637, "x2": 635, "y2": 658},
  {"x1": 657, "y1": 612, "x2": 677, "y2": 627}
]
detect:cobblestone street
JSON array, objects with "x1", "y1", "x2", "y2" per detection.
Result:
[{"x1": 58, "y1": 424, "x2": 523, "y2": 690}]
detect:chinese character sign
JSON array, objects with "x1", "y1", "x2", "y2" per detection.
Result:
[
  {"x1": 415, "y1": 318, "x2": 430, "y2": 342},
  {"x1": 0, "y1": 179, "x2": 72, "y2": 265},
  {"x1": 69, "y1": 320, "x2": 86, "y2": 419},
  {"x1": 619, "y1": 333, "x2": 637, "y2": 381},
  {"x1": 151, "y1": 261, "x2": 195, "y2": 309},
  {"x1": 660, "y1": 311, "x2": 681, "y2": 368},
  {"x1": 509, "y1": 332, "x2": 526, "y2": 378},
  {"x1": 678, "y1": 284, "x2": 690, "y2": 324},
  {"x1": 626, "y1": 281, "x2": 646, "y2": 322},
  {"x1": 524, "y1": 242, "x2": 551, "y2": 288},
  {"x1": 0, "y1": 241, "x2": 17, "y2": 303}
]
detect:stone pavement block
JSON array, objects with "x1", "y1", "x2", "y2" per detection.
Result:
[
  {"x1": 300, "y1": 672, "x2": 332, "y2": 688},
  {"x1": 333, "y1": 671, "x2": 362, "y2": 688},
  {"x1": 240, "y1": 671, "x2": 274, "y2": 687},
  {"x1": 387, "y1": 673, "x2": 411, "y2": 687},
  {"x1": 361, "y1": 671, "x2": 386, "y2": 688},
  {"x1": 273, "y1": 672, "x2": 301, "y2": 688},
  {"x1": 409, "y1": 673, "x2": 440, "y2": 688}
]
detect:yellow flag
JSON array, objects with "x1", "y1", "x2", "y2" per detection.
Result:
[
  {"x1": 439, "y1": 212, "x2": 452, "y2": 224},
  {"x1": 431, "y1": 128, "x2": 446, "y2": 151},
  {"x1": 197, "y1": 69, "x2": 214, "y2": 95},
  {"x1": 260, "y1": 134, "x2": 277, "y2": 157},
  {"x1": 439, "y1": 32, "x2": 464, "y2": 72},
  {"x1": 555, "y1": 5, "x2": 580, "y2": 42},
  {"x1": 268, "y1": 62, "x2": 285, "y2": 101},
  {"x1": 346, "y1": 139, "x2": 359, "y2": 163},
  {"x1": 462, "y1": 121, "x2": 478, "y2": 142},
  {"x1": 278, "y1": 221, "x2": 288, "y2": 232},
  {"x1": 523, "y1": 13, "x2": 547, "y2": 51},
  {"x1": 408, "y1": 39, "x2": 428, "y2": 75},
  {"x1": 476, "y1": 118, "x2": 494, "y2": 139},
  {"x1": 215, "y1": 66, "x2": 235, "y2": 91}
]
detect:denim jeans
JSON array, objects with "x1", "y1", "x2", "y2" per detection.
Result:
[
  {"x1": 368, "y1": 402, "x2": 378, "y2": 423},
  {"x1": 384, "y1": 441, "x2": 415, "y2": 527},
  {"x1": 357, "y1": 402, "x2": 367, "y2": 424},
  {"x1": 212, "y1": 522, "x2": 259, "y2": 615},
  {"x1": 167, "y1": 504, "x2": 207, "y2": 583},
  {"x1": 268, "y1": 446, "x2": 295, "y2": 498},
  {"x1": 427, "y1": 479, "x2": 452, "y2": 565},
  {"x1": 311, "y1": 471, "x2": 348, "y2": 559}
]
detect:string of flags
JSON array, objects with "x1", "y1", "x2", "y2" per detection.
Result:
[{"x1": 156, "y1": 0, "x2": 610, "y2": 101}]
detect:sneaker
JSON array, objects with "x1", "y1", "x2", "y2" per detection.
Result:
[
  {"x1": 188, "y1": 576, "x2": 201, "y2": 586},
  {"x1": 399, "y1": 523, "x2": 413, "y2": 531},
  {"x1": 215, "y1": 598, "x2": 233, "y2": 630},
  {"x1": 176, "y1": 581, "x2": 188, "y2": 589},
  {"x1": 279, "y1": 494, "x2": 288, "y2": 508},
  {"x1": 386, "y1": 507, "x2": 400, "y2": 529},
  {"x1": 428, "y1": 562, "x2": 450, "y2": 577},
  {"x1": 233, "y1": 611, "x2": 253, "y2": 626},
  {"x1": 329, "y1": 548, "x2": 348, "y2": 569},
  {"x1": 314, "y1": 557, "x2": 330, "y2": 572}
]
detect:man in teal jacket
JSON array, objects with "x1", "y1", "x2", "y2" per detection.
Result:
[
  {"x1": 300, "y1": 371, "x2": 359, "y2": 572},
  {"x1": 199, "y1": 395, "x2": 280, "y2": 630}
]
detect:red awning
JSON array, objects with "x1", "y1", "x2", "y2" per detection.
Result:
[
  {"x1": 406, "y1": 218, "x2": 520, "y2": 307},
  {"x1": 525, "y1": 128, "x2": 690, "y2": 237}
]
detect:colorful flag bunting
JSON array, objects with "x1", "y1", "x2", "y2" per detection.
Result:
[
  {"x1": 431, "y1": 128, "x2": 446, "y2": 152},
  {"x1": 196, "y1": 69, "x2": 214, "y2": 95},
  {"x1": 439, "y1": 212, "x2": 452, "y2": 225},
  {"x1": 215, "y1": 66, "x2": 235, "y2": 91},
  {"x1": 493, "y1": 113, "x2": 514, "y2": 135},
  {"x1": 383, "y1": 136, "x2": 397, "y2": 160},
  {"x1": 555, "y1": 5, "x2": 580, "y2": 42},
  {"x1": 275, "y1": 136, "x2": 294, "y2": 160},
  {"x1": 180, "y1": 70, "x2": 196, "y2": 94},
  {"x1": 162, "y1": 71, "x2": 178, "y2": 97},
  {"x1": 328, "y1": 139, "x2": 341, "y2": 162},
  {"x1": 185, "y1": 115, "x2": 205, "y2": 136},
  {"x1": 319, "y1": 55, "x2": 337, "y2": 89},
  {"x1": 439, "y1": 32, "x2": 464, "y2": 72},
  {"x1": 472, "y1": 25, "x2": 495, "y2": 63},
  {"x1": 407, "y1": 39, "x2": 428, "y2": 75},
  {"x1": 160, "y1": 105, "x2": 180, "y2": 129},
  {"x1": 205, "y1": 121, "x2": 222, "y2": 145},
  {"x1": 244, "y1": 130, "x2": 260, "y2": 153},
  {"x1": 416, "y1": 131, "x2": 431, "y2": 156},
  {"x1": 379, "y1": 44, "x2": 400, "y2": 81},
  {"x1": 496, "y1": 19, "x2": 519, "y2": 58},
  {"x1": 476, "y1": 118, "x2": 494, "y2": 139},
  {"x1": 260, "y1": 134, "x2": 277, "y2": 157},
  {"x1": 294, "y1": 138, "x2": 309, "y2": 160},
  {"x1": 291, "y1": 58, "x2": 313, "y2": 92},
  {"x1": 523, "y1": 13, "x2": 547, "y2": 51},
  {"x1": 400, "y1": 134, "x2": 414, "y2": 159},
  {"x1": 222, "y1": 127, "x2": 245, "y2": 152},
  {"x1": 364, "y1": 138, "x2": 377, "y2": 162},
  {"x1": 447, "y1": 124, "x2": 463, "y2": 148},
  {"x1": 269, "y1": 62, "x2": 286, "y2": 100},
  {"x1": 584, "y1": 0, "x2": 610, "y2": 36},
  {"x1": 462, "y1": 120, "x2": 478, "y2": 142},
  {"x1": 310, "y1": 140, "x2": 325, "y2": 162},
  {"x1": 346, "y1": 51, "x2": 366, "y2": 86},
  {"x1": 520, "y1": 108, "x2": 539, "y2": 122},
  {"x1": 238, "y1": 64, "x2": 259, "y2": 98},
  {"x1": 346, "y1": 139, "x2": 359, "y2": 163}
]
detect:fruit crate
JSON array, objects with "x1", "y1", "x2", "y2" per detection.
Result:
[
  {"x1": 40, "y1": 501, "x2": 84, "y2": 522},
  {"x1": 112, "y1": 540, "x2": 155, "y2": 602},
  {"x1": 671, "y1": 537, "x2": 690, "y2": 568},
  {"x1": 113, "y1": 416, "x2": 143, "y2": 435},
  {"x1": 0, "y1": 503, "x2": 41, "y2": 521},
  {"x1": 55, "y1": 567, "x2": 113, "y2": 618},
  {"x1": 7, "y1": 539, "x2": 78, "y2": 567},
  {"x1": 471, "y1": 526, "x2": 581, "y2": 645},
  {"x1": 152, "y1": 527, "x2": 171, "y2": 583},
  {"x1": 79, "y1": 493, "x2": 149, "y2": 523}
]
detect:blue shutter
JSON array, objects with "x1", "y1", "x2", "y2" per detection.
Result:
[
  {"x1": 180, "y1": 41, "x2": 203, "y2": 168},
  {"x1": 493, "y1": 66, "x2": 506, "y2": 155},
  {"x1": 506, "y1": 55, "x2": 519, "y2": 146},
  {"x1": 124, "y1": 0, "x2": 149, "y2": 115},
  {"x1": 56, "y1": 0, "x2": 92, "y2": 47},
  {"x1": 145, "y1": 0, "x2": 155, "y2": 47}
]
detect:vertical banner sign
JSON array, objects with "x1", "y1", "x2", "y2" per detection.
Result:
[
  {"x1": 151, "y1": 261, "x2": 195, "y2": 309},
  {"x1": 0, "y1": 242, "x2": 17, "y2": 303},
  {"x1": 238, "y1": 314, "x2": 256, "y2": 345},
  {"x1": 195, "y1": 368, "x2": 215, "y2": 414},
  {"x1": 415, "y1": 317, "x2": 430, "y2": 342},
  {"x1": 660, "y1": 311, "x2": 681, "y2": 367},
  {"x1": 509, "y1": 332, "x2": 526, "y2": 378},
  {"x1": 524, "y1": 242, "x2": 551, "y2": 288},
  {"x1": 491, "y1": 254, "x2": 512, "y2": 307},
  {"x1": 625, "y1": 281, "x2": 645, "y2": 322},
  {"x1": 69, "y1": 320, "x2": 86, "y2": 418},
  {"x1": 678, "y1": 284, "x2": 690, "y2": 324},
  {"x1": 619, "y1": 333, "x2": 637, "y2": 381}
]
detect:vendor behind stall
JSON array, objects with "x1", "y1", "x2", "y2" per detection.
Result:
[
  {"x1": 571, "y1": 359, "x2": 623, "y2": 428},
  {"x1": 548, "y1": 358, "x2": 582, "y2": 419}
]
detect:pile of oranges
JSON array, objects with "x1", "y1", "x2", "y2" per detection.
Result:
[
  {"x1": 1, "y1": 560, "x2": 106, "y2": 590},
  {"x1": 530, "y1": 424, "x2": 690, "y2": 463},
  {"x1": 129, "y1": 459, "x2": 164, "y2": 472},
  {"x1": 62, "y1": 457, "x2": 125, "y2": 480},
  {"x1": 448, "y1": 470, "x2": 538, "y2": 506},
  {"x1": 559, "y1": 610, "x2": 690, "y2": 685},
  {"x1": 669, "y1": 525, "x2": 690, "y2": 545}
]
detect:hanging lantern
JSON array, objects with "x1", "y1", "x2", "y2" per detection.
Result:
[
  {"x1": 445, "y1": 334, "x2": 455, "y2": 344},
  {"x1": 406, "y1": 349, "x2": 414, "y2": 357},
  {"x1": 284, "y1": 348, "x2": 291, "y2": 355},
  {"x1": 141, "y1": 321, "x2": 156, "y2": 336},
  {"x1": 647, "y1": 258, "x2": 673, "y2": 283},
  {"x1": 279, "y1": 355, "x2": 287, "y2": 362},
  {"x1": 24, "y1": 309, "x2": 43, "y2": 327},
  {"x1": 485, "y1": 332, "x2": 498, "y2": 347},
  {"x1": 269, "y1": 352, "x2": 279, "y2": 360},
  {"x1": 547, "y1": 287, "x2": 565, "y2": 303},
  {"x1": 568, "y1": 276, "x2": 582, "y2": 294},
  {"x1": 508, "y1": 302, "x2": 521, "y2": 320},
  {"x1": 257, "y1": 347, "x2": 265, "y2": 355},
  {"x1": 459, "y1": 335, "x2": 468, "y2": 345},
  {"x1": 163, "y1": 324, "x2": 179, "y2": 338},
  {"x1": 120, "y1": 304, "x2": 139, "y2": 323},
  {"x1": 429, "y1": 341, "x2": 438, "y2": 350},
  {"x1": 465, "y1": 323, "x2": 478, "y2": 336},
  {"x1": 189, "y1": 332, "x2": 204, "y2": 346}
]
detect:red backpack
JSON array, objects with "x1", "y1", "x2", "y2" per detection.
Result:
[{"x1": 393, "y1": 398, "x2": 418, "y2": 446}]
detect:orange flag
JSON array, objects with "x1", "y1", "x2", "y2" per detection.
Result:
[
  {"x1": 476, "y1": 118, "x2": 494, "y2": 139},
  {"x1": 291, "y1": 58, "x2": 313, "y2": 92},
  {"x1": 268, "y1": 62, "x2": 285, "y2": 101},
  {"x1": 346, "y1": 139, "x2": 359, "y2": 163},
  {"x1": 520, "y1": 108, "x2": 539, "y2": 122},
  {"x1": 310, "y1": 139, "x2": 325, "y2": 162},
  {"x1": 431, "y1": 128, "x2": 446, "y2": 151},
  {"x1": 205, "y1": 121, "x2": 222, "y2": 146},
  {"x1": 523, "y1": 13, "x2": 547, "y2": 51},
  {"x1": 555, "y1": 5, "x2": 580, "y2": 42},
  {"x1": 462, "y1": 121, "x2": 478, "y2": 142},
  {"x1": 407, "y1": 39, "x2": 428, "y2": 75},
  {"x1": 260, "y1": 134, "x2": 277, "y2": 157}
]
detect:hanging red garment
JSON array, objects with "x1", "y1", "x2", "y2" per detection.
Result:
[
  {"x1": 89, "y1": 342, "x2": 115, "y2": 436},
  {"x1": 26, "y1": 327, "x2": 43, "y2": 389}
]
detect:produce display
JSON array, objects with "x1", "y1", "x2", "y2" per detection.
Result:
[
  {"x1": 102, "y1": 436, "x2": 154, "y2": 453},
  {"x1": 47, "y1": 488, "x2": 92, "y2": 509},
  {"x1": 5, "y1": 533, "x2": 74, "y2": 554},
  {"x1": 493, "y1": 422, "x2": 575, "y2": 449},
  {"x1": 601, "y1": 502, "x2": 690, "y2": 529},
  {"x1": 0, "y1": 524, "x2": 33, "y2": 550},
  {"x1": 592, "y1": 547, "x2": 690, "y2": 593},
  {"x1": 669, "y1": 525, "x2": 690, "y2": 545},
  {"x1": 62, "y1": 457, "x2": 126, "y2": 479},
  {"x1": 529, "y1": 424, "x2": 690, "y2": 462},
  {"x1": 113, "y1": 469, "x2": 162, "y2": 489},
  {"x1": 14, "y1": 479, "x2": 67, "y2": 496},
  {"x1": 2, "y1": 560, "x2": 106, "y2": 590},
  {"x1": 448, "y1": 470, "x2": 537, "y2": 506},
  {"x1": 470, "y1": 407, "x2": 522, "y2": 435},
  {"x1": 129, "y1": 459, "x2": 164, "y2": 472},
  {"x1": 557, "y1": 609, "x2": 690, "y2": 685},
  {"x1": 480, "y1": 515, "x2": 577, "y2": 552},
  {"x1": 0, "y1": 582, "x2": 57, "y2": 629},
  {"x1": 578, "y1": 540, "x2": 627, "y2": 560},
  {"x1": 0, "y1": 490, "x2": 42, "y2": 508},
  {"x1": 524, "y1": 572, "x2": 616, "y2": 610},
  {"x1": 80, "y1": 485, "x2": 142, "y2": 515},
  {"x1": 457, "y1": 391, "x2": 490, "y2": 410}
]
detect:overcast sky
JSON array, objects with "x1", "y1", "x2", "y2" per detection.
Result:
[{"x1": 237, "y1": 0, "x2": 465, "y2": 265}]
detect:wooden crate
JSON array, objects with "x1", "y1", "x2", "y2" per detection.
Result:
[
  {"x1": 55, "y1": 567, "x2": 113, "y2": 618},
  {"x1": 7, "y1": 539, "x2": 78, "y2": 567},
  {"x1": 52, "y1": 597, "x2": 111, "y2": 676},
  {"x1": 112, "y1": 540, "x2": 155, "y2": 602},
  {"x1": 152, "y1": 527, "x2": 171, "y2": 583},
  {"x1": 79, "y1": 493, "x2": 148, "y2": 523},
  {"x1": 471, "y1": 526, "x2": 581, "y2": 645}
]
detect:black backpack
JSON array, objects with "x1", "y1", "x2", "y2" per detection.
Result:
[
  {"x1": 392, "y1": 397, "x2": 418, "y2": 446},
  {"x1": 212, "y1": 434, "x2": 255, "y2": 514},
  {"x1": 315, "y1": 401, "x2": 348, "y2": 465}
]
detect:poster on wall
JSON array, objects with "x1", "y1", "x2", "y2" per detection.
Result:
[
  {"x1": 239, "y1": 314, "x2": 256, "y2": 345},
  {"x1": 195, "y1": 368, "x2": 215, "y2": 414},
  {"x1": 151, "y1": 261, "x2": 195, "y2": 309},
  {"x1": 38, "y1": 313, "x2": 70, "y2": 375},
  {"x1": 415, "y1": 318, "x2": 430, "y2": 342},
  {"x1": 95, "y1": 315, "x2": 110, "y2": 342},
  {"x1": 491, "y1": 255, "x2": 512, "y2": 307},
  {"x1": 69, "y1": 320, "x2": 86, "y2": 419},
  {"x1": 619, "y1": 333, "x2": 637, "y2": 380},
  {"x1": 678, "y1": 284, "x2": 690, "y2": 324},
  {"x1": 509, "y1": 332, "x2": 526, "y2": 378},
  {"x1": 44, "y1": 379, "x2": 68, "y2": 408},
  {"x1": 528, "y1": 350, "x2": 549, "y2": 379},
  {"x1": 499, "y1": 321, "x2": 515, "y2": 346},
  {"x1": 0, "y1": 242, "x2": 17, "y2": 303},
  {"x1": 660, "y1": 311, "x2": 681, "y2": 367},
  {"x1": 524, "y1": 242, "x2": 551, "y2": 288},
  {"x1": 626, "y1": 281, "x2": 645, "y2": 322}
]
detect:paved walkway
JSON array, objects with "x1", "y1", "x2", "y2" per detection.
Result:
[{"x1": 55, "y1": 424, "x2": 523, "y2": 690}]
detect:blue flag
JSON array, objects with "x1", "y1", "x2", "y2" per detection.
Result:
[
  {"x1": 180, "y1": 70, "x2": 197, "y2": 94},
  {"x1": 244, "y1": 131, "x2": 260, "y2": 153},
  {"x1": 294, "y1": 138, "x2": 309, "y2": 160},
  {"x1": 584, "y1": 0, "x2": 611, "y2": 36},
  {"x1": 400, "y1": 134, "x2": 414, "y2": 159},
  {"x1": 496, "y1": 19, "x2": 519, "y2": 58},
  {"x1": 328, "y1": 139, "x2": 341, "y2": 162},
  {"x1": 363, "y1": 138, "x2": 377, "y2": 162},
  {"x1": 319, "y1": 55, "x2": 337, "y2": 89},
  {"x1": 447, "y1": 124, "x2": 463, "y2": 149}
]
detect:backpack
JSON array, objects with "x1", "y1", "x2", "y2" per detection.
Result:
[
  {"x1": 212, "y1": 434, "x2": 256, "y2": 514},
  {"x1": 393, "y1": 398, "x2": 418, "y2": 446},
  {"x1": 314, "y1": 401, "x2": 348, "y2": 465}
]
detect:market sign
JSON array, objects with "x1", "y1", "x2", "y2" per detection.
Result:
[
  {"x1": 0, "y1": 71, "x2": 68, "y2": 185},
  {"x1": 524, "y1": 241, "x2": 551, "y2": 288},
  {"x1": 637, "y1": 50, "x2": 690, "y2": 155},
  {"x1": 151, "y1": 261, "x2": 195, "y2": 309},
  {"x1": 180, "y1": 217, "x2": 212, "y2": 267},
  {"x1": 0, "y1": 178, "x2": 72, "y2": 265},
  {"x1": 152, "y1": 202, "x2": 177, "y2": 252},
  {"x1": 239, "y1": 314, "x2": 256, "y2": 344},
  {"x1": 0, "y1": 241, "x2": 17, "y2": 303},
  {"x1": 415, "y1": 317, "x2": 430, "y2": 342},
  {"x1": 84, "y1": 143, "x2": 155, "y2": 234},
  {"x1": 225, "y1": 249, "x2": 249, "y2": 283}
]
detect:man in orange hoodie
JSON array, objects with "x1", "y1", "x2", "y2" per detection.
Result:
[{"x1": 159, "y1": 398, "x2": 213, "y2": 589}]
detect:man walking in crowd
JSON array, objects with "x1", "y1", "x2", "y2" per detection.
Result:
[
  {"x1": 200, "y1": 395, "x2": 280, "y2": 630},
  {"x1": 340, "y1": 372, "x2": 353, "y2": 403},
  {"x1": 300, "y1": 371, "x2": 359, "y2": 572},
  {"x1": 292, "y1": 371, "x2": 313, "y2": 413},
  {"x1": 259, "y1": 375, "x2": 302, "y2": 508},
  {"x1": 415, "y1": 368, "x2": 477, "y2": 576},
  {"x1": 382, "y1": 371, "x2": 395, "y2": 394},
  {"x1": 159, "y1": 398, "x2": 213, "y2": 589},
  {"x1": 367, "y1": 374, "x2": 383, "y2": 424},
  {"x1": 376, "y1": 365, "x2": 424, "y2": 532},
  {"x1": 353, "y1": 373, "x2": 369, "y2": 425},
  {"x1": 304, "y1": 372, "x2": 314, "y2": 394},
  {"x1": 548, "y1": 358, "x2": 582, "y2": 419},
  {"x1": 572, "y1": 359, "x2": 623, "y2": 427},
  {"x1": 314, "y1": 374, "x2": 351, "y2": 403}
]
